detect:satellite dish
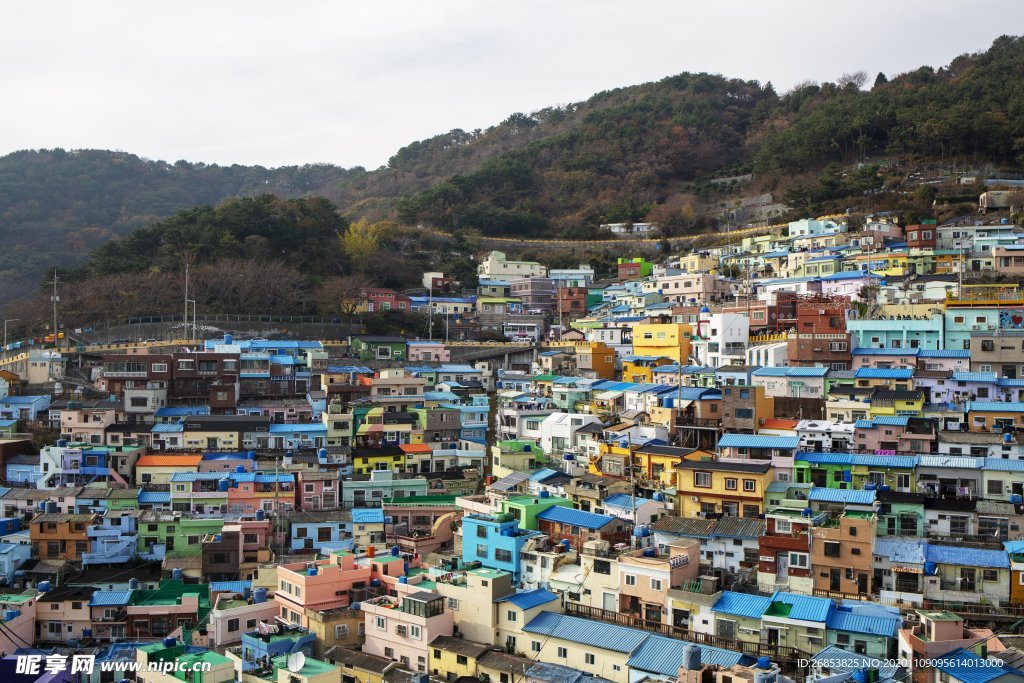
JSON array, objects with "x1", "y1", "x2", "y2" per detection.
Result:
[{"x1": 287, "y1": 652, "x2": 306, "y2": 673}]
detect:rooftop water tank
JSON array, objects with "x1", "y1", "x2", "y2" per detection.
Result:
[
  {"x1": 756, "y1": 656, "x2": 772, "y2": 669},
  {"x1": 924, "y1": 562, "x2": 937, "y2": 576},
  {"x1": 652, "y1": 492, "x2": 665, "y2": 502},
  {"x1": 45, "y1": 502, "x2": 57, "y2": 513},
  {"x1": 253, "y1": 588, "x2": 268, "y2": 604},
  {"x1": 317, "y1": 448, "x2": 328, "y2": 459},
  {"x1": 560, "y1": 539, "x2": 571, "y2": 550},
  {"x1": 247, "y1": 451, "x2": 256, "y2": 460},
  {"x1": 864, "y1": 482, "x2": 878, "y2": 491},
  {"x1": 391, "y1": 545, "x2": 401, "y2": 557},
  {"x1": 351, "y1": 602, "x2": 362, "y2": 610},
  {"x1": 398, "y1": 576, "x2": 408, "y2": 584},
  {"x1": 1011, "y1": 494, "x2": 1023, "y2": 505},
  {"x1": 502, "y1": 528, "x2": 516, "y2": 537},
  {"x1": 224, "y1": 334, "x2": 233, "y2": 345},
  {"x1": 56, "y1": 439, "x2": 68, "y2": 448},
  {"x1": 802, "y1": 508, "x2": 812, "y2": 517},
  {"x1": 256, "y1": 509, "x2": 266, "y2": 521},
  {"x1": 235, "y1": 465, "x2": 246, "y2": 473},
  {"x1": 82, "y1": 628, "x2": 92, "y2": 638},
  {"x1": 3, "y1": 609, "x2": 20, "y2": 622},
  {"x1": 633, "y1": 525, "x2": 651, "y2": 538},
  {"x1": 539, "y1": 490, "x2": 550, "y2": 498},
  {"x1": 643, "y1": 548, "x2": 657, "y2": 557},
  {"x1": 128, "y1": 578, "x2": 139, "y2": 590},
  {"x1": 307, "y1": 566, "x2": 317, "y2": 576},
  {"x1": 171, "y1": 568, "x2": 183, "y2": 581},
  {"x1": 523, "y1": 444, "x2": 532, "y2": 452},
  {"x1": 163, "y1": 637, "x2": 177, "y2": 648},
  {"x1": 37, "y1": 581, "x2": 51, "y2": 592},
  {"x1": 370, "y1": 579, "x2": 381, "y2": 587},
  {"x1": 1005, "y1": 432, "x2": 1015, "y2": 443},
  {"x1": 879, "y1": 484, "x2": 891, "y2": 492},
  {"x1": 682, "y1": 644, "x2": 701, "y2": 671},
  {"x1": 218, "y1": 478, "x2": 231, "y2": 492}
]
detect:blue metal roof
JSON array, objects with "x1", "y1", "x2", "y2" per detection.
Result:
[
  {"x1": 495, "y1": 589, "x2": 558, "y2": 610},
  {"x1": 351, "y1": 508, "x2": 385, "y2": 524},
  {"x1": 918, "y1": 349, "x2": 970, "y2": 358},
  {"x1": 155, "y1": 407, "x2": 210, "y2": 417},
  {"x1": 626, "y1": 635, "x2": 747, "y2": 674},
  {"x1": 967, "y1": 401, "x2": 1024, "y2": 413},
  {"x1": 822, "y1": 271, "x2": 881, "y2": 281},
  {"x1": 811, "y1": 646, "x2": 900, "y2": 680},
  {"x1": 523, "y1": 611, "x2": 648, "y2": 654},
  {"x1": 89, "y1": 590, "x2": 132, "y2": 606},
  {"x1": 711, "y1": 591, "x2": 771, "y2": 618},
  {"x1": 873, "y1": 539, "x2": 925, "y2": 565},
  {"x1": 769, "y1": 591, "x2": 832, "y2": 622},
  {"x1": 808, "y1": 488, "x2": 876, "y2": 505},
  {"x1": 851, "y1": 348, "x2": 919, "y2": 356},
  {"x1": 932, "y1": 648, "x2": 1019, "y2": 683},
  {"x1": 717, "y1": 434, "x2": 799, "y2": 449},
  {"x1": 138, "y1": 490, "x2": 170, "y2": 503},
  {"x1": 210, "y1": 580, "x2": 253, "y2": 593},
  {"x1": 853, "y1": 368, "x2": 913, "y2": 379},
  {"x1": 151, "y1": 424, "x2": 184, "y2": 433},
  {"x1": 826, "y1": 608, "x2": 900, "y2": 636},
  {"x1": 603, "y1": 493, "x2": 650, "y2": 509},
  {"x1": 536, "y1": 506, "x2": 616, "y2": 530},
  {"x1": 999, "y1": 378, "x2": 1024, "y2": 387},
  {"x1": 951, "y1": 372, "x2": 998, "y2": 383},
  {"x1": 325, "y1": 365, "x2": 373, "y2": 374},
  {"x1": 528, "y1": 468, "x2": 563, "y2": 483},
  {"x1": 786, "y1": 367, "x2": 829, "y2": 377},
  {"x1": 925, "y1": 544, "x2": 1009, "y2": 568},
  {"x1": 267, "y1": 423, "x2": 326, "y2": 433},
  {"x1": 983, "y1": 458, "x2": 1024, "y2": 472},
  {"x1": 751, "y1": 367, "x2": 788, "y2": 377}
]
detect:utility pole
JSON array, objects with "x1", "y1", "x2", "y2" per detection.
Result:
[
  {"x1": 184, "y1": 262, "x2": 190, "y2": 341},
  {"x1": 51, "y1": 269, "x2": 59, "y2": 350},
  {"x1": 2, "y1": 319, "x2": 18, "y2": 357},
  {"x1": 428, "y1": 282, "x2": 433, "y2": 341}
]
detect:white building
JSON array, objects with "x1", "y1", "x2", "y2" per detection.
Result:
[
  {"x1": 539, "y1": 412, "x2": 602, "y2": 455},
  {"x1": 478, "y1": 251, "x2": 547, "y2": 279},
  {"x1": 746, "y1": 342, "x2": 788, "y2": 368},
  {"x1": 692, "y1": 312, "x2": 749, "y2": 368},
  {"x1": 795, "y1": 419, "x2": 854, "y2": 452},
  {"x1": 549, "y1": 266, "x2": 595, "y2": 288}
]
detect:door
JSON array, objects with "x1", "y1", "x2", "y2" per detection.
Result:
[
  {"x1": 602, "y1": 592, "x2": 616, "y2": 612},
  {"x1": 960, "y1": 568, "x2": 976, "y2": 592},
  {"x1": 857, "y1": 572, "x2": 868, "y2": 595},
  {"x1": 765, "y1": 628, "x2": 780, "y2": 647},
  {"x1": 830, "y1": 568, "x2": 841, "y2": 591},
  {"x1": 777, "y1": 554, "x2": 789, "y2": 580}
]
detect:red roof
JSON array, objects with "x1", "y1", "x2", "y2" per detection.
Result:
[{"x1": 136, "y1": 454, "x2": 203, "y2": 468}]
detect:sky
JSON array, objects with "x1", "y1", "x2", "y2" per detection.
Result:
[{"x1": 1, "y1": 1, "x2": 1021, "y2": 170}]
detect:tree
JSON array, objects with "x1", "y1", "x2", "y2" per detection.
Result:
[
  {"x1": 340, "y1": 218, "x2": 388, "y2": 272},
  {"x1": 838, "y1": 71, "x2": 868, "y2": 90},
  {"x1": 873, "y1": 72, "x2": 888, "y2": 88},
  {"x1": 319, "y1": 275, "x2": 373, "y2": 322}
]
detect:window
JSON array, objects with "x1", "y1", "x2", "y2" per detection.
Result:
[
  {"x1": 789, "y1": 552, "x2": 809, "y2": 568},
  {"x1": 694, "y1": 472, "x2": 711, "y2": 488},
  {"x1": 495, "y1": 549, "x2": 513, "y2": 563},
  {"x1": 557, "y1": 647, "x2": 567, "y2": 659},
  {"x1": 227, "y1": 618, "x2": 239, "y2": 632},
  {"x1": 724, "y1": 478, "x2": 738, "y2": 491},
  {"x1": 334, "y1": 624, "x2": 349, "y2": 639},
  {"x1": 585, "y1": 653, "x2": 596, "y2": 665},
  {"x1": 734, "y1": 408, "x2": 753, "y2": 419},
  {"x1": 743, "y1": 479, "x2": 756, "y2": 492},
  {"x1": 775, "y1": 519, "x2": 792, "y2": 533},
  {"x1": 476, "y1": 525, "x2": 488, "y2": 538},
  {"x1": 531, "y1": 641, "x2": 541, "y2": 652},
  {"x1": 650, "y1": 578, "x2": 662, "y2": 591},
  {"x1": 506, "y1": 610, "x2": 518, "y2": 622},
  {"x1": 384, "y1": 647, "x2": 394, "y2": 659},
  {"x1": 375, "y1": 616, "x2": 386, "y2": 631},
  {"x1": 983, "y1": 570, "x2": 1000, "y2": 582},
  {"x1": 989, "y1": 480, "x2": 1004, "y2": 495},
  {"x1": 476, "y1": 544, "x2": 487, "y2": 558},
  {"x1": 625, "y1": 574, "x2": 636, "y2": 586},
  {"x1": 824, "y1": 542, "x2": 841, "y2": 557},
  {"x1": 409, "y1": 624, "x2": 422, "y2": 640}
]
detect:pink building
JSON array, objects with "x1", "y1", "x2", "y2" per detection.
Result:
[
  {"x1": 852, "y1": 349, "x2": 919, "y2": 370},
  {"x1": 198, "y1": 455, "x2": 254, "y2": 474},
  {"x1": 853, "y1": 417, "x2": 936, "y2": 453},
  {"x1": 60, "y1": 404, "x2": 122, "y2": 444},
  {"x1": 227, "y1": 472, "x2": 296, "y2": 514},
  {"x1": 275, "y1": 552, "x2": 376, "y2": 626},
  {"x1": 361, "y1": 592, "x2": 454, "y2": 673},
  {"x1": 408, "y1": 341, "x2": 450, "y2": 363},
  {"x1": 297, "y1": 471, "x2": 340, "y2": 510},
  {"x1": 208, "y1": 592, "x2": 280, "y2": 647},
  {"x1": 615, "y1": 540, "x2": 700, "y2": 625}
]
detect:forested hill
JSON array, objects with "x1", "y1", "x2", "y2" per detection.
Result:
[
  {"x1": 3, "y1": 35, "x2": 1024, "y2": 305},
  {"x1": 0, "y1": 149, "x2": 360, "y2": 303}
]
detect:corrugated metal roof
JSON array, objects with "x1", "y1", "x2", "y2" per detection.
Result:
[
  {"x1": 786, "y1": 367, "x2": 829, "y2": 377},
  {"x1": 351, "y1": 508, "x2": 385, "y2": 524},
  {"x1": 873, "y1": 539, "x2": 925, "y2": 565},
  {"x1": 853, "y1": 368, "x2": 914, "y2": 379},
  {"x1": 495, "y1": 589, "x2": 558, "y2": 610},
  {"x1": 769, "y1": 591, "x2": 832, "y2": 622},
  {"x1": 918, "y1": 455, "x2": 986, "y2": 469},
  {"x1": 626, "y1": 634, "x2": 746, "y2": 674},
  {"x1": 523, "y1": 611, "x2": 647, "y2": 654},
  {"x1": 603, "y1": 493, "x2": 651, "y2": 510},
  {"x1": 826, "y1": 609, "x2": 900, "y2": 636},
  {"x1": 536, "y1": 506, "x2": 616, "y2": 530},
  {"x1": 811, "y1": 646, "x2": 900, "y2": 679},
  {"x1": 711, "y1": 591, "x2": 771, "y2": 618},
  {"x1": 868, "y1": 416, "x2": 912, "y2": 426},
  {"x1": 138, "y1": 491, "x2": 170, "y2": 503},
  {"x1": 210, "y1": 580, "x2": 252, "y2": 593},
  {"x1": 717, "y1": 434, "x2": 799, "y2": 449},
  {"x1": 925, "y1": 544, "x2": 1009, "y2": 568},
  {"x1": 797, "y1": 452, "x2": 854, "y2": 465},
  {"x1": 852, "y1": 347, "x2": 919, "y2": 356},
  {"x1": 967, "y1": 401, "x2": 1024, "y2": 413},
  {"x1": 808, "y1": 488, "x2": 876, "y2": 504},
  {"x1": 983, "y1": 458, "x2": 1024, "y2": 472},
  {"x1": 136, "y1": 455, "x2": 203, "y2": 468},
  {"x1": 268, "y1": 423, "x2": 326, "y2": 433},
  {"x1": 751, "y1": 367, "x2": 788, "y2": 377},
  {"x1": 710, "y1": 516, "x2": 766, "y2": 539},
  {"x1": 918, "y1": 349, "x2": 970, "y2": 358},
  {"x1": 932, "y1": 648, "x2": 1017, "y2": 683},
  {"x1": 89, "y1": 590, "x2": 132, "y2": 606},
  {"x1": 951, "y1": 372, "x2": 998, "y2": 383}
]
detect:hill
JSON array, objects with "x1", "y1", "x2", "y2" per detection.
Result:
[{"x1": 2, "y1": 35, "x2": 1024, "y2": 307}]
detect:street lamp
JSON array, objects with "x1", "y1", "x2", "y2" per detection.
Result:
[{"x1": 3, "y1": 318, "x2": 19, "y2": 356}]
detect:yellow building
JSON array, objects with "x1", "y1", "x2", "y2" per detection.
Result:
[
  {"x1": 428, "y1": 636, "x2": 491, "y2": 680},
  {"x1": 621, "y1": 355, "x2": 673, "y2": 383},
  {"x1": 846, "y1": 252, "x2": 908, "y2": 276},
  {"x1": 677, "y1": 253, "x2": 720, "y2": 273},
  {"x1": 330, "y1": 649, "x2": 392, "y2": 683},
  {"x1": 135, "y1": 454, "x2": 203, "y2": 485},
  {"x1": 674, "y1": 461, "x2": 774, "y2": 518},
  {"x1": 869, "y1": 390, "x2": 926, "y2": 419},
  {"x1": 631, "y1": 323, "x2": 693, "y2": 364}
]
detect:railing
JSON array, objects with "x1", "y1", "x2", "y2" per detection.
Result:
[{"x1": 563, "y1": 602, "x2": 802, "y2": 664}]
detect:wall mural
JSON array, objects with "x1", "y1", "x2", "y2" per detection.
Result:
[{"x1": 1000, "y1": 309, "x2": 1024, "y2": 329}]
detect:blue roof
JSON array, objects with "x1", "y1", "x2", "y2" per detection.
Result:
[
  {"x1": 151, "y1": 424, "x2": 184, "y2": 433},
  {"x1": 155, "y1": 407, "x2": 210, "y2": 417},
  {"x1": 269, "y1": 355, "x2": 297, "y2": 365},
  {"x1": 852, "y1": 348, "x2": 919, "y2": 356},
  {"x1": 751, "y1": 367, "x2": 788, "y2": 377},
  {"x1": 523, "y1": 611, "x2": 648, "y2": 654},
  {"x1": 717, "y1": 434, "x2": 799, "y2": 449},
  {"x1": 0, "y1": 395, "x2": 48, "y2": 405},
  {"x1": 967, "y1": 401, "x2": 1024, "y2": 413},
  {"x1": 925, "y1": 544, "x2": 1009, "y2": 568},
  {"x1": 528, "y1": 468, "x2": 561, "y2": 483},
  {"x1": 811, "y1": 646, "x2": 900, "y2": 680},
  {"x1": 138, "y1": 490, "x2": 170, "y2": 504},
  {"x1": 984, "y1": 458, "x2": 1024, "y2": 472},
  {"x1": 711, "y1": 591, "x2": 771, "y2": 618},
  {"x1": 999, "y1": 378, "x2": 1024, "y2": 388},
  {"x1": 826, "y1": 608, "x2": 900, "y2": 636},
  {"x1": 932, "y1": 648, "x2": 1019, "y2": 683},
  {"x1": 351, "y1": 508, "x2": 385, "y2": 524},
  {"x1": 267, "y1": 423, "x2": 326, "y2": 434},
  {"x1": 808, "y1": 488, "x2": 876, "y2": 505},
  {"x1": 951, "y1": 372, "x2": 998, "y2": 383},
  {"x1": 785, "y1": 366, "x2": 829, "y2": 377},
  {"x1": 873, "y1": 539, "x2": 925, "y2": 565},
  {"x1": 210, "y1": 580, "x2": 252, "y2": 593},
  {"x1": 822, "y1": 271, "x2": 881, "y2": 281},
  {"x1": 854, "y1": 368, "x2": 913, "y2": 379},
  {"x1": 495, "y1": 589, "x2": 558, "y2": 610},
  {"x1": 536, "y1": 506, "x2": 617, "y2": 530},
  {"x1": 769, "y1": 591, "x2": 832, "y2": 622},
  {"x1": 89, "y1": 590, "x2": 133, "y2": 607},
  {"x1": 626, "y1": 635, "x2": 747, "y2": 674},
  {"x1": 918, "y1": 349, "x2": 970, "y2": 358},
  {"x1": 326, "y1": 365, "x2": 373, "y2": 374},
  {"x1": 603, "y1": 493, "x2": 650, "y2": 509}
]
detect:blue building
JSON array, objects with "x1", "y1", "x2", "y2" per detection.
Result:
[
  {"x1": 0, "y1": 395, "x2": 51, "y2": 421},
  {"x1": 268, "y1": 422, "x2": 327, "y2": 450},
  {"x1": 847, "y1": 316, "x2": 944, "y2": 350},
  {"x1": 5, "y1": 454, "x2": 40, "y2": 484},
  {"x1": 290, "y1": 521, "x2": 351, "y2": 553},
  {"x1": 0, "y1": 542, "x2": 30, "y2": 585},
  {"x1": 240, "y1": 626, "x2": 316, "y2": 670},
  {"x1": 461, "y1": 514, "x2": 543, "y2": 581}
]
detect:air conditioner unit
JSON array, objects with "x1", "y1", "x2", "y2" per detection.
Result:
[
  {"x1": 971, "y1": 325, "x2": 981, "y2": 331},
  {"x1": 691, "y1": 496, "x2": 700, "y2": 503}
]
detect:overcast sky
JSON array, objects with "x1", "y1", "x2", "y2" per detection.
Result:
[{"x1": 1, "y1": 1, "x2": 1020, "y2": 169}]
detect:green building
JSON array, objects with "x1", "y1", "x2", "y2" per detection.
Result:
[
  {"x1": 501, "y1": 494, "x2": 574, "y2": 531},
  {"x1": 350, "y1": 336, "x2": 407, "y2": 362}
]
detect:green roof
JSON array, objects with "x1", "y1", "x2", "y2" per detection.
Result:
[
  {"x1": 382, "y1": 494, "x2": 460, "y2": 506},
  {"x1": 764, "y1": 602, "x2": 792, "y2": 618},
  {"x1": 504, "y1": 495, "x2": 572, "y2": 506},
  {"x1": 272, "y1": 654, "x2": 337, "y2": 677},
  {"x1": 532, "y1": 374, "x2": 557, "y2": 382}
]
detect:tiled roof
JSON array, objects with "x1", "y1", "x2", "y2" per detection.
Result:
[
  {"x1": 523, "y1": 611, "x2": 648, "y2": 654},
  {"x1": 495, "y1": 589, "x2": 559, "y2": 610},
  {"x1": 536, "y1": 506, "x2": 617, "y2": 530},
  {"x1": 711, "y1": 591, "x2": 771, "y2": 618},
  {"x1": 649, "y1": 517, "x2": 716, "y2": 537},
  {"x1": 717, "y1": 434, "x2": 799, "y2": 449},
  {"x1": 710, "y1": 516, "x2": 766, "y2": 539},
  {"x1": 925, "y1": 544, "x2": 1009, "y2": 569}
]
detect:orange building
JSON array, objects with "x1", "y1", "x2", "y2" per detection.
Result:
[
  {"x1": 577, "y1": 342, "x2": 616, "y2": 380},
  {"x1": 29, "y1": 513, "x2": 96, "y2": 562},
  {"x1": 810, "y1": 511, "x2": 877, "y2": 597}
]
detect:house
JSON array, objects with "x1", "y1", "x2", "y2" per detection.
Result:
[
  {"x1": 478, "y1": 251, "x2": 547, "y2": 279},
  {"x1": 361, "y1": 592, "x2": 454, "y2": 672},
  {"x1": 923, "y1": 544, "x2": 1011, "y2": 606},
  {"x1": 29, "y1": 512, "x2": 95, "y2": 561},
  {"x1": 674, "y1": 460, "x2": 773, "y2": 518},
  {"x1": 825, "y1": 602, "x2": 901, "y2": 659},
  {"x1": 350, "y1": 337, "x2": 408, "y2": 362},
  {"x1": 36, "y1": 585, "x2": 96, "y2": 644},
  {"x1": 535, "y1": 506, "x2": 632, "y2": 551},
  {"x1": 810, "y1": 509, "x2": 877, "y2": 597},
  {"x1": 0, "y1": 395, "x2": 51, "y2": 421}
]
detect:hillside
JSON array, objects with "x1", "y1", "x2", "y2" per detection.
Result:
[{"x1": 2, "y1": 35, "x2": 1023, "y2": 307}]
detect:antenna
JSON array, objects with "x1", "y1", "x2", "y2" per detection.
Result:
[{"x1": 287, "y1": 652, "x2": 306, "y2": 673}]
